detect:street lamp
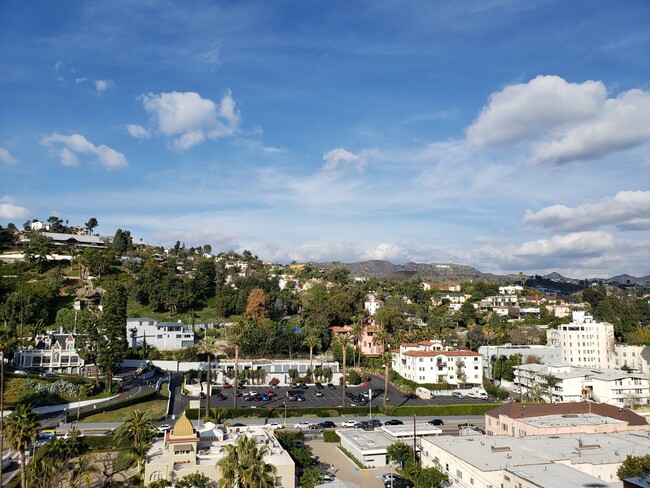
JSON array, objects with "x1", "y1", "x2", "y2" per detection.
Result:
[
  {"x1": 283, "y1": 402, "x2": 287, "y2": 428},
  {"x1": 369, "y1": 388, "x2": 372, "y2": 420}
]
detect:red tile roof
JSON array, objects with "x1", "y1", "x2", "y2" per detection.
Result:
[{"x1": 402, "y1": 350, "x2": 481, "y2": 357}]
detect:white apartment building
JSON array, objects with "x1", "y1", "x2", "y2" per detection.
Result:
[
  {"x1": 556, "y1": 311, "x2": 614, "y2": 369},
  {"x1": 477, "y1": 344, "x2": 561, "y2": 379},
  {"x1": 499, "y1": 285, "x2": 523, "y2": 295},
  {"x1": 364, "y1": 295, "x2": 384, "y2": 316},
  {"x1": 392, "y1": 341, "x2": 483, "y2": 386},
  {"x1": 613, "y1": 344, "x2": 650, "y2": 374},
  {"x1": 127, "y1": 318, "x2": 195, "y2": 351},
  {"x1": 514, "y1": 363, "x2": 650, "y2": 408}
]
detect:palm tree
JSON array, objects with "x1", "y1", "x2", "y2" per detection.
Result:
[
  {"x1": 334, "y1": 333, "x2": 353, "y2": 407},
  {"x1": 381, "y1": 351, "x2": 393, "y2": 408},
  {"x1": 217, "y1": 434, "x2": 277, "y2": 488},
  {"x1": 229, "y1": 320, "x2": 250, "y2": 408},
  {"x1": 116, "y1": 409, "x2": 155, "y2": 474},
  {"x1": 3, "y1": 404, "x2": 38, "y2": 488},
  {"x1": 351, "y1": 316, "x2": 363, "y2": 368},
  {"x1": 302, "y1": 333, "x2": 322, "y2": 376},
  {"x1": 198, "y1": 335, "x2": 220, "y2": 415}
]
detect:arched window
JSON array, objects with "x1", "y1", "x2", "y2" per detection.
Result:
[{"x1": 149, "y1": 471, "x2": 165, "y2": 481}]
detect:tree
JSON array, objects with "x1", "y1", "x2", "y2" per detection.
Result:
[
  {"x1": 386, "y1": 441, "x2": 414, "y2": 466},
  {"x1": 245, "y1": 288, "x2": 268, "y2": 325},
  {"x1": 116, "y1": 409, "x2": 155, "y2": 474},
  {"x1": 112, "y1": 228, "x2": 133, "y2": 254},
  {"x1": 302, "y1": 333, "x2": 321, "y2": 374},
  {"x1": 176, "y1": 472, "x2": 217, "y2": 488},
  {"x1": 617, "y1": 454, "x2": 650, "y2": 480},
  {"x1": 230, "y1": 320, "x2": 251, "y2": 408},
  {"x1": 334, "y1": 332, "x2": 353, "y2": 407},
  {"x1": 3, "y1": 404, "x2": 38, "y2": 488},
  {"x1": 217, "y1": 434, "x2": 277, "y2": 488},
  {"x1": 96, "y1": 283, "x2": 128, "y2": 390},
  {"x1": 84, "y1": 217, "x2": 99, "y2": 235},
  {"x1": 300, "y1": 467, "x2": 324, "y2": 488},
  {"x1": 203, "y1": 244, "x2": 212, "y2": 255},
  {"x1": 541, "y1": 374, "x2": 560, "y2": 402},
  {"x1": 381, "y1": 350, "x2": 393, "y2": 408},
  {"x1": 22, "y1": 232, "x2": 55, "y2": 272},
  {"x1": 198, "y1": 335, "x2": 220, "y2": 414}
]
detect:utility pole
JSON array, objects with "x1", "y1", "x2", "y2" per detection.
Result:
[
  {"x1": 369, "y1": 388, "x2": 372, "y2": 420},
  {"x1": 413, "y1": 414, "x2": 417, "y2": 462}
]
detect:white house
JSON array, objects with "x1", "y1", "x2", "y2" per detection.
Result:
[
  {"x1": 14, "y1": 329, "x2": 84, "y2": 374},
  {"x1": 499, "y1": 285, "x2": 524, "y2": 295},
  {"x1": 127, "y1": 318, "x2": 195, "y2": 351},
  {"x1": 364, "y1": 295, "x2": 384, "y2": 316},
  {"x1": 391, "y1": 341, "x2": 483, "y2": 386}
]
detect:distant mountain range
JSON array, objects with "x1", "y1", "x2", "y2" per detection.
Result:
[{"x1": 309, "y1": 260, "x2": 650, "y2": 289}]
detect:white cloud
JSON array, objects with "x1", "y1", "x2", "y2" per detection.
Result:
[
  {"x1": 467, "y1": 75, "x2": 650, "y2": 164},
  {"x1": 41, "y1": 133, "x2": 128, "y2": 169},
  {"x1": 514, "y1": 231, "x2": 614, "y2": 258},
  {"x1": 126, "y1": 124, "x2": 151, "y2": 139},
  {"x1": 94, "y1": 79, "x2": 115, "y2": 95},
  {"x1": 467, "y1": 75, "x2": 605, "y2": 147},
  {"x1": 322, "y1": 147, "x2": 379, "y2": 172},
  {"x1": 0, "y1": 147, "x2": 19, "y2": 165},
  {"x1": 0, "y1": 197, "x2": 29, "y2": 220},
  {"x1": 75, "y1": 77, "x2": 88, "y2": 84},
  {"x1": 525, "y1": 191, "x2": 650, "y2": 231},
  {"x1": 530, "y1": 89, "x2": 650, "y2": 164},
  {"x1": 140, "y1": 90, "x2": 239, "y2": 149}
]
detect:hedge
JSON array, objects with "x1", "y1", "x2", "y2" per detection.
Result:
[
  {"x1": 323, "y1": 431, "x2": 340, "y2": 442},
  {"x1": 77, "y1": 390, "x2": 159, "y2": 420},
  {"x1": 185, "y1": 403, "x2": 496, "y2": 420}
]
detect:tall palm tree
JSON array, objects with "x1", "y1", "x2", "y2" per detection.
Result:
[
  {"x1": 217, "y1": 434, "x2": 277, "y2": 488},
  {"x1": 351, "y1": 316, "x2": 363, "y2": 368},
  {"x1": 334, "y1": 333, "x2": 353, "y2": 407},
  {"x1": 302, "y1": 333, "x2": 322, "y2": 376},
  {"x1": 116, "y1": 409, "x2": 155, "y2": 474},
  {"x1": 3, "y1": 404, "x2": 38, "y2": 488},
  {"x1": 198, "y1": 335, "x2": 220, "y2": 415},
  {"x1": 381, "y1": 351, "x2": 393, "y2": 408},
  {"x1": 229, "y1": 320, "x2": 250, "y2": 408}
]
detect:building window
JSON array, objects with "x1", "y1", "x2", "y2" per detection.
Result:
[
  {"x1": 149, "y1": 472, "x2": 164, "y2": 481},
  {"x1": 456, "y1": 469, "x2": 462, "y2": 479},
  {"x1": 275, "y1": 476, "x2": 283, "y2": 486}
]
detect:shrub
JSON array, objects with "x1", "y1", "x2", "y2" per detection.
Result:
[{"x1": 323, "y1": 430, "x2": 340, "y2": 443}]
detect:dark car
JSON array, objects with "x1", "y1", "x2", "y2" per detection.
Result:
[
  {"x1": 367, "y1": 419, "x2": 382, "y2": 427},
  {"x1": 315, "y1": 382, "x2": 324, "y2": 389},
  {"x1": 199, "y1": 391, "x2": 206, "y2": 399},
  {"x1": 299, "y1": 383, "x2": 309, "y2": 389},
  {"x1": 346, "y1": 392, "x2": 357, "y2": 400},
  {"x1": 385, "y1": 477, "x2": 414, "y2": 488},
  {"x1": 216, "y1": 393, "x2": 227, "y2": 401},
  {"x1": 428, "y1": 419, "x2": 444, "y2": 426},
  {"x1": 327, "y1": 383, "x2": 336, "y2": 389},
  {"x1": 384, "y1": 419, "x2": 404, "y2": 426},
  {"x1": 317, "y1": 421, "x2": 336, "y2": 429}
]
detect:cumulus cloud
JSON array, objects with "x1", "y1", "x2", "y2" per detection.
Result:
[
  {"x1": 140, "y1": 90, "x2": 239, "y2": 149},
  {"x1": 0, "y1": 197, "x2": 29, "y2": 219},
  {"x1": 530, "y1": 89, "x2": 650, "y2": 164},
  {"x1": 94, "y1": 79, "x2": 115, "y2": 95},
  {"x1": 126, "y1": 124, "x2": 151, "y2": 139},
  {"x1": 467, "y1": 75, "x2": 605, "y2": 147},
  {"x1": 41, "y1": 133, "x2": 128, "y2": 169},
  {"x1": 322, "y1": 147, "x2": 379, "y2": 172},
  {"x1": 0, "y1": 147, "x2": 19, "y2": 165},
  {"x1": 467, "y1": 75, "x2": 650, "y2": 164},
  {"x1": 513, "y1": 231, "x2": 614, "y2": 258},
  {"x1": 525, "y1": 191, "x2": 650, "y2": 231}
]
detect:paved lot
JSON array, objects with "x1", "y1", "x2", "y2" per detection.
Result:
[{"x1": 308, "y1": 439, "x2": 395, "y2": 488}]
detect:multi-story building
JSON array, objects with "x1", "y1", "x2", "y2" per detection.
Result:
[
  {"x1": 364, "y1": 295, "x2": 384, "y2": 316},
  {"x1": 127, "y1": 318, "x2": 195, "y2": 351},
  {"x1": 613, "y1": 344, "x2": 650, "y2": 374},
  {"x1": 477, "y1": 344, "x2": 561, "y2": 379},
  {"x1": 144, "y1": 414, "x2": 295, "y2": 486},
  {"x1": 556, "y1": 311, "x2": 615, "y2": 368},
  {"x1": 514, "y1": 363, "x2": 650, "y2": 408},
  {"x1": 13, "y1": 329, "x2": 84, "y2": 374},
  {"x1": 391, "y1": 341, "x2": 483, "y2": 386}
]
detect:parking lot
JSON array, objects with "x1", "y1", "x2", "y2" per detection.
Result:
[{"x1": 179, "y1": 374, "x2": 496, "y2": 413}]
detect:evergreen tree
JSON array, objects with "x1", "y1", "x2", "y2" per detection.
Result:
[{"x1": 97, "y1": 283, "x2": 128, "y2": 389}]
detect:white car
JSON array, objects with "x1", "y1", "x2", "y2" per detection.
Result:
[
  {"x1": 341, "y1": 420, "x2": 358, "y2": 427},
  {"x1": 467, "y1": 391, "x2": 478, "y2": 398},
  {"x1": 294, "y1": 421, "x2": 312, "y2": 429},
  {"x1": 266, "y1": 422, "x2": 284, "y2": 430}
]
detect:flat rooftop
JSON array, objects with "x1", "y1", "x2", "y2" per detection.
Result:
[
  {"x1": 519, "y1": 412, "x2": 625, "y2": 429},
  {"x1": 421, "y1": 430, "x2": 650, "y2": 472},
  {"x1": 505, "y1": 462, "x2": 622, "y2": 487}
]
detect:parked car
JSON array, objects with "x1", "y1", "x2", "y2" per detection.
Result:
[
  {"x1": 222, "y1": 382, "x2": 232, "y2": 388},
  {"x1": 452, "y1": 391, "x2": 464, "y2": 398},
  {"x1": 215, "y1": 393, "x2": 227, "y2": 401},
  {"x1": 199, "y1": 391, "x2": 206, "y2": 399},
  {"x1": 157, "y1": 424, "x2": 172, "y2": 433},
  {"x1": 314, "y1": 391, "x2": 324, "y2": 397},
  {"x1": 295, "y1": 395, "x2": 306, "y2": 402},
  {"x1": 385, "y1": 477, "x2": 414, "y2": 488},
  {"x1": 367, "y1": 419, "x2": 382, "y2": 427},
  {"x1": 428, "y1": 419, "x2": 444, "y2": 426},
  {"x1": 384, "y1": 419, "x2": 404, "y2": 426},
  {"x1": 267, "y1": 391, "x2": 277, "y2": 397},
  {"x1": 315, "y1": 382, "x2": 324, "y2": 389},
  {"x1": 317, "y1": 421, "x2": 336, "y2": 429},
  {"x1": 259, "y1": 394, "x2": 271, "y2": 401},
  {"x1": 458, "y1": 423, "x2": 477, "y2": 429},
  {"x1": 299, "y1": 383, "x2": 309, "y2": 389},
  {"x1": 382, "y1": 473, "x2": 402, "y2": 482},
  {"x1": 341, "y1": 420, "x2": 359, "y2": 427},
  {"x1": 327, "y1": 383, "x2": 336, "y2": 389},
  {"x1": 266, "y1": 422, "x2": 284, "y2": 430}
]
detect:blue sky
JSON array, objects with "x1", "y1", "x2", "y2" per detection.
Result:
[{"x1": 1, "y1": 1, "x2": 649, "y2": 278}]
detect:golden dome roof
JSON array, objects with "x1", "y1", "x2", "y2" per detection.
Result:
[{"x1": 172, "y1": 413, "x2": 195, "y2": 437}]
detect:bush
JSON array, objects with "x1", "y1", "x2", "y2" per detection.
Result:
[
  {"x1": 323, "y1": 430, "x2": 340, "y2": 443},
  {"x1": 347, "y1": 369, "x2": 362, "y2": 385}
]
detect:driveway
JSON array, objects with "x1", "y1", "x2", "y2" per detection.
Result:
[{"x1": 307, "y1": 439, "x2": 397, "y2": 488}]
